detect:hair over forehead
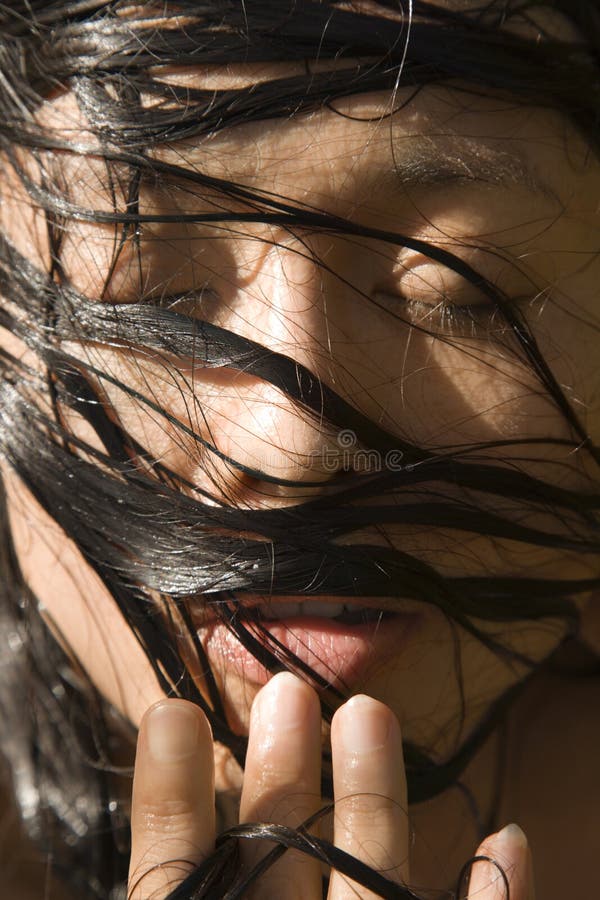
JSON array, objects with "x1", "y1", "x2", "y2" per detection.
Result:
[{"x1": 1, "y1": 0, "x2": 598, "y2": 165}]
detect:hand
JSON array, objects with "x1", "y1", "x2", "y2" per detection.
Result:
[{"x1": 128, "y1": 672, "x2": 535, "y2": 899}]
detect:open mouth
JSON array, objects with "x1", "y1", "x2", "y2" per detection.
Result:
[{"x1": 197, "y1": 595, "x2": 421, "y2": 690}]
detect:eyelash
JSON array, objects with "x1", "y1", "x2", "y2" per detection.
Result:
[
  {"x1": 162, "y1": 286, "x2": 506, "y2": 338},
  {"x1": 403, "y1": 296, "x2": 496, "y2": 329},
  {"x1": 371, "y1": 290, "x2": 503, "y2": 338}
]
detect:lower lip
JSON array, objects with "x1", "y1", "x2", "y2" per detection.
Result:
[{"x1": 201, "y1": 611, "x2": 421, "y2": 691}]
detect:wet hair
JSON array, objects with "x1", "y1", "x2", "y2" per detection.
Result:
[{"x1": 0, "y1": 1, "x2": 599, "y2": 897}]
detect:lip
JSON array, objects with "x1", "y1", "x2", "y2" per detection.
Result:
[{"x1": 198, "y1": 598, "x2": 422, "y2": 691}]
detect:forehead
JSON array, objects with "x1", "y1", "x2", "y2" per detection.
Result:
[
  {"x1": 25, "y1": 1, "x2": 599, "y2": 301},
  {"x1": 40, "y1": 79, "x2": 599, "y2": 318},
  {"x1": 420, "y1": 0, "x2": 581, "y2": 38},
  {"x1": 32, "y1": 0, "x2": 591, "y2": 216},
  {"x1": 138, "y1": 8, "x2": 588, "y2": 205},
  {"x1": 42, "y1": 64, "x2": 599, "y2": 228},
  {"x1": 153, "y1": 85, "x2": 591, "y2": 216}
]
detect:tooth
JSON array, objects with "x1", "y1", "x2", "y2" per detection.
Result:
[
  {"x1": 307, "y1": 601, "x2": 345, "y2": 617},
  {"x1": 258, "y1": 601, "x2": 301, "y2": 619},
  {"x1": 256, "y1": 600, "x2": 348, "y2": 619}
]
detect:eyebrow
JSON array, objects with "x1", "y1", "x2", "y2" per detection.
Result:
[{"x1": 386, "y1": 135, "x2": 556, "y2": 199}]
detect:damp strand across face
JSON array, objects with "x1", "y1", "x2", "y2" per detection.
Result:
[{"x1": 4, "y1": 72, "x2": 600, "y2": 784}]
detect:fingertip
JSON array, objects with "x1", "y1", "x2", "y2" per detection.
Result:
[
  {"x1": 129, "y1": 699, "x2": 216, "y2": 898},
  {"x1": 494, "y1": 823, "x2": 528, "y2": 852},
  {"x1": 468, "y1": 822, "x2": 534, "y2": 900},
  {"x1": 334, "y1": 692, "x2": 401, "y2": 724},
  {"x1": 331, "y1": 693, "x2": 401, "y2": 754},
  {"x1": 251, "y1": 671, "x2": 319, "y2": 734},
  {"x1": 260, "y1": 670, "x2": 318, "y2": 702},
  {"x1": 140, "y1": 699, "x2": 211, "y2": 764},
  {"x1": 479, "y1": 822, "x2": 530, "y2": 871},
  {"x1": 141, "y1": 696, "x2": 211, "y2": 730},
  {"x1": 329, "y1": 694, "x2": 409, "y2": 892},
  {"x1": 239, "y1": 672, "x2": 323, "y2": 897}
]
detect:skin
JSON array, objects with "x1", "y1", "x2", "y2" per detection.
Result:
[
  {"x1": 128, "y1": 676, "x2": 535, "y2": 899},
  {"x1": 2, "y1": 59, "x2": 600, "y2": 897}
]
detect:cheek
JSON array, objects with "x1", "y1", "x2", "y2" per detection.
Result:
[
  {"x1": 326, "y1": 299, "x2": 560, "y2": 450},
  {"x1": 396, "y1": 337, "x2": 547, "y2": 445},
  {"x1": 543, "y1": 305, "x2": 600, "y2": 450},
  {"x1": 64, "y1": 305, "x2": 577, "y2": 495},
  {"x1": 3, "y1": 471, "x2": 163, "y2": 727}
]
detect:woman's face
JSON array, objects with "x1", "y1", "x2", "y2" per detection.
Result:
[{"x1": 4, "y1": 67, "x2": 600, "y2": 786}]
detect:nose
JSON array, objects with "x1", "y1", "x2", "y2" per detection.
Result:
[
  {"x1": 176, "y1": 238, "x2": 356, "y2": 504},
  {"x1": 229, "y1": 233, "x2": 335, "y2": 368}
]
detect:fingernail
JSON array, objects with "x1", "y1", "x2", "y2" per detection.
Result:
[
  {"x1": 337, "y1": 694, "x2": 392, "y2": 753},
  {"x1": 254, "y1": 671, "x2": 309, "y2": 732},
  {"x1": 146, "y1": 702, "x2": 201, "y2": 763},
  {"x1": 496, "y1": 823, "x2": 528, "y2": 850}
]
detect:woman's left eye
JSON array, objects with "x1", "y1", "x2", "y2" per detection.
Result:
[{"x1": 376, "y1": 256, "x2": 517, "y2": 335}]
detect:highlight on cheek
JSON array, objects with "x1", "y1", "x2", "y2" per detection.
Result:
[{"x1": 0, "y1": 1, "x2": 598, "y2": 898}]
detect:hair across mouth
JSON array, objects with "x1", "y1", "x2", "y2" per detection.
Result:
[{"x1": 198, "y1": 598, "x2": 422, "y2": 690}]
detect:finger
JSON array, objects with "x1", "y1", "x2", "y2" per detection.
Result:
[
  {"x1": 239, "y1": 672, "x2": 322, "y2": 899},
  {"x1": 467, "y1": 824, "x2": 535, "y2": 900},
  {"x1": 328, "y1": 695, "x2": 409, "y2": 900},
  {"x1": 128, "y1": 700, "x2": 215, "y2": 899}
]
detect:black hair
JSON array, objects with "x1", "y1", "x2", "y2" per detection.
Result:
[{"x1": 0, "y1": 1, "x2": 599, "y2": 897}]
